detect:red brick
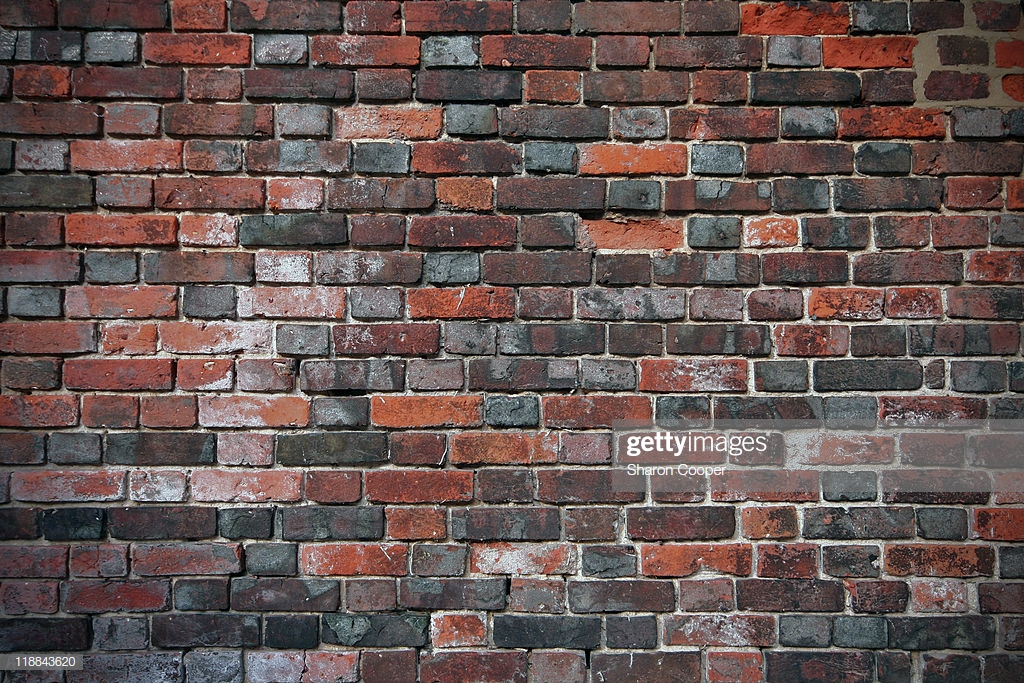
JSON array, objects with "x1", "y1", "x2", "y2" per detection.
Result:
[
  {"x1": 523, "y1": 70, "x2": 580, "y2": 103},
  {"x1": 0, "y1": 0, "x2": 56, "y2": 26},
  {"x1": 333, "y1": 323, "x2": 439, "y2": 356},
  {"x1": 305, "y1": 471, "x2": 361, "y2": 504},
  {"x1": 666, "y1": 614, "x2": 774, "y2": 647},
  {"x1": 179, "y1": 214, "x2": 239, "y2": 247},
  {"x1": 912, "y1": 579, "x2": 968, "y2": 612},
  {"x1": 757, "y1": 543, "x2": 818, "y2": 578},
  {"x1": 65, "y1": 358, "x2": 173, "y2": 391},
  {"x1": 1005, "y1": 74, "x2": 1024, "y2": 102},
  {"x1": 144, "y1": 34, "x2": 249, "y2": 65},
  {"x1": 975, "y1": 508, "x2": 1024, "y2": 541},
  {"x1": 302, "y1": 543, "x2": 408, "y2": 576},
  {"x1": 808, "y1": 287, "x2": 884, "y2": 321},
  {"x1": 141, "y1": 395, "x2": 198, "y2": 429},
  {"x1": 708, "y1": 651, "x2": 763, "y2": 683},
  {"x1": 59, "y1": 0, "x2": 168, "y2": 28},
  {"x1": 1, "y1": 581, "x2": 60, "y2": 615},
  {"x1": 64, "y1": 579, "x2": 170, "y2": 613},
  {"x1": 172, "y1": 0, "x2": 227, "y2": 30},
  {"x1": 671, "y1": 108, "x2": 779, "y2": 140},
  {"x1": 431, "y1": 613, "x2": 487, "y2": 648},
  {"x1": 823, "y1": 37, "x2": 917, "y2": 69},
  {"x1": 880, "y1": 396, "x2": 986, "y2": 423},
  {"x1": 436, "y1": 178, "x2": 494, "y2": 211},
  {"x1": 12, "y1": 65, "x2": 72, "y2": 99},
  {"x1": 0, "y1": 395, "x2": 79, "y2": 427},
  {"x1": 133, "y1": 543, "x2": 241, "y2": 575},
  {"x1": 65, "y1": 214, "x2": 177, "y2": 246},
  {"x1": 11, "y1": 470, "x2": 125, "y2": 502},
  {"x1": 0, "y1": 322, "x2": 97, "y2": 355},
  {"x1": 482, "y1": 36, "x2": 591, "y2": 68},
  {"x1": 176, "y1": 359, "x2": 234, "y2": 391},
  {"x1": 584, "y1": 72, "x2": 690, "y2": 104},
  {"x1": 641, "y1": 544, "x2": 752, "y2": 577},
  {"x1": 885, "y1": 544, "x2": 995, "y2": 577},
  {"x1": 945, "y1": 177, "x2": 1003, "y2": 210},
  {"x1": 582, "y1": 219, "x2": 685, "y2": 250},
  {"x1": 404, "y1": 1, "x2": 513, "y2": 32},
  {"x1": 367, "y1": 470, "x2": 474, "y2": 504},
  {"x1": 742, "y1": 217, "x2": 798, "y2": 247},
  {"x1": 409, "y1": 216, "x2": 517, "y2": 248},
  {"x1": 412, "y1": 141, "x2": 521, "y2": 175},
  {"x1": 163, "y1": 104, "x2": 273, "y2": 137},
  {"x1": 387, "y1": 506, "x2": 446, "y2": 540},
  {"x1": 449, "y1": 432, "x2": 559, "y2": 465},
  {"x1": 966, "y1": 251, "x2": 1024, "y2": 283},
  {"x1": 741, "y1": 2, "x2": 849, "y2": 34},
  {"x1": 237, "y1": 286, "x2": 346, "y2": 319},
  {"x1": 345, "y1": 1, "x2": 402, "y2": 33},
  {"x1": 334, "y1": 106, "x2": 443, "y2": 140},
  {"x1": 885, "y1": 288, "x2": 943, "y2": 319},
  {"x1": 267, "y1": 178, "x2": 323, "y2": 211},
  {"x1": 0, "y1": 250, "x2": 80, "y2": 283},
  {"x1": 596, "y1": 35, "x2": 650, "y2": 67},
  {"x1": 579, "y1": 143, "x2": 688, "y2": 175},
  {"x1": 154, "y1": 177, "x2": 264, "y2": 210},
  {"x1": 371, "y1": 395, "x2": 482, "y2": 428},
  {"x1": 773, "y1": 324, "x2": 849, "y2": 356},
  {"x1": 420, "y1": 652, "x2": 526, "y2": 683},
  {"x1": 198, "y1": 396, "x2": 308, "y2": 428},
  {"x1": 839, "y1": 107, "x2": 946, "y2": 139},
  {"x1": 543, "y1": 396, "x2": 652, "y2": 429},
  {"x1": 638, "y1": 359, "x2": 747, "y2": 392},
  {"x1": 82, "y1": 394, "x2": 139, "y2": 428},
  {"x1": 996, "y1": 39, "x2": 1024, "y2": 68},
  {"x1": 311, "y1": 35, "x2": 419, "y2": 67},
  {"x1": 217, "y1": 433, "x2": 274, "y2": 467},
  {"x1": 0, "y1": 103, "x2": 103, "y2": 135},
  {"x1": 712, "y1": 470, "x2": 820, "y2": 503},
  {"x1": 747, "y1": 143, "x2": 853, "y2": 175},
  {"x1": 408, "y1": 287, "x2": 515, "y2": 320},
  {"x1": 742, "y1": 506, "x2": 799, "y2": 540},
  {"x1": 3, "y1": 213, "x2": 63, "y2": 246},
  {"x1": 231, "y1": 0, "x2": 340, "y2": 29},
  {"x1": 191, "y1": 469, "x2": 302, "y2": 502},
  {"x1": 72, "y1": 67, "x2": 183, "y2": 100},
  {"x1": 66, "y1": 286, "x2": 178, "y2": 319},
  {"x1": 0, "y1": 546, "x2": 67, "y2": 578}
]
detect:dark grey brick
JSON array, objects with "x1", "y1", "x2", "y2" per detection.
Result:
[
  {"x1": 823, "y1": 471, "x2": 877, "y2": 502},
  {"x1": 779, "y1": 615, "x2": 832, "y2": 647},
  {"x1": 581, "y1": 359, "x2": 636, "y2": 391},
  {"x1": 492, "y1": 615, "x2": 601, "y2": 649},
  {"x1": 751, "y1": 72, "x2": 860, "y2": 105},
  {"x1": 609, "y1": 180, "x2": 660, "y2": 210},
  {"x1": 773, "y1": 178, "x2": 830, "y2": 212},
  {"x1": 276, "y1": 104, "x2": 330, "y2": 137},
  {"x1": 755, "y1": 361, "x2": 808, "y2": 392},
  {"x1": 823, "y1": 545, "x2": 880, "y2": 578},
  {"x1": 218, "y1": 508, "x2": 274, "y2": 540},
  {"x1": 577, "y1": 288, "x2": 687, "y2": 321},
  {"x1": 655, "y1": 396, "x2": 712, "y2": 427},
  {"x1": 322, "y1": 614, "x2": 428, "y2": 647},
  {"x1": 524, "y1": 142, "x2": 578, "y2": 174},
  {"x1": 951, "y1": 360, "x2": 1007, "y2": 393},
  {"x1": 606, "y1": 615, "x2": 657, "y2": 648},
  {"x1": 1001, "y1": 547, "x2": 1024, "y2": 579},
  {"x1": 48, "y1": 432, "x2": 102, "y2": 465},
  {"x1": 691, "y1": 144, "x2": 744, "y2": 175},
  {"x1": 239, "y1": 214, "x2": 347, "y2": 246},
  {"x1": 813, "y1": 360, "x2": 922, "y2": 392},
  {"x1": 85, "y1": 251, "x2": 137, "y2": 284},
  {"x1": 804, "y1": 507, "x2": 915, "y2": 540},
  {"x1": 582, "y1": 546, "x2": 636, "y2": 578},
  {"x1": 265, "y1": 614, "x2": 318, "y2": 649},
  {"x1": 0, "y1": 140, "x2": 12, "y2": 171},
  {"x1": 782, "y1": 107, "x2": 837, "y2": 138},
  {"x1": 856, "y1": 142, "x2": 912, "y2": 175},
  {"x1": 853, "y1": 1, "x2": 909, "y2": 32},
  {"x1": 276, "y1": 324, "x2": 330, "y2": 356},
  {"x1": 767, "y1": 36, "x2": 821, "y2": 66},
  {"x1": 992, "y1": 215, "x2": 1024, "y2": 246},
  {"x1": 803, "y1": 216, "x2": 870, "y2": 249},
  {"x1": 0, "y1": 28, "x2": 15, "y2": 60},
  {"x1": 279, "y1": 506, "x2": 384, "y2": 541},
  {"x1": 301, "y1": 358, "x2": 404, "y2": 393},
  {"x1": 412, "y1": 544, "x2": 468, "y2": 576},
  {"x1": 400, "y1": 577, "x2": 506, "y2": 610},
  {"x1": 917, "y1": 508, "x2": 968, "y2": 540},
  {"x1": 1012, "y1": 361, "x2": 1024, "y2": 392},
  {"x1": 834, "y1": 616, "x2": 888, "y2": 648},
  {"x1": 7, "y1": 287, "x2": 61, "y2": 317},
  {"x1": 182, "y1": 285, "x2": 236, "y2": 320},
  {"x1": 353, "y1": 142, "x2": 410, "y2": 175},
  {"x1": 444, "y1": 322, "x2": 497, "y2": 355},
  {"x1": 16, "y1": 140, "x2": 69, "y2": 171},
  {"x1": 184, "y1": 650, "x2": 243, "y2": 683},
  {"x1": 152, "y1": 614, "x2": 260, "y2": 648},
  {"x1": 84, "y1": 31, "x2": 139, "y2": 62},
  {"x1": 952, "y1": 107, "x2": 1007, "y2": 139},
  {"x1": 823, "y1": 396, "x2": 882, "y2": 427},
  {"x1": 485, "y1": 395, "x2": 540, "y2": 427},
  {"x1": 887, "y1": 616, "x2": 994, "y2": 651},
  {"x1": 41, "y1": 508, "x2": 104, "y2": 541},
  {"x1": 688, "y1": 216, "x2": 741, "y2": 248},
  {"x1": 276, "y1": 432, "x2": 388, "y2": 466},
  {"x1": 613, "y1": 107, "x2": 667, "y2": 140},
  {"x1": 16, "y1": 30, "x2": 82, "y2": 61},
  {"x1": 254, "y1": 34, "x2": 307, "y2": 65},
  {"x1": 311, "y1": 397, "x2": 370, "y2": 428},
  {"x1": 445, "y1": 104, "x2": 498, "y2": 136},
  {"x1": 245, "y1": 543, "x2": 297, "y2": 576},
  {"x1": 421, "y1": 36, "x2": 479, "y2": 67},
  {"x1": 424, "y1": 253, "x2": 480, "y2": 285},
  {"x1": 349, "y1": 287, "x2": 403, "y2": 320},
  {"x1": 175, "y1": 578, "x2": 229, "y2": 611},
  {"x1": 93, "y1": 617, "x2": 148, "y2": 651}
]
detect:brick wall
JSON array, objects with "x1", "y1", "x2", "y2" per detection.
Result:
[{"x1": 1, "y1": 1, "x2": 1023, "y2": 681}]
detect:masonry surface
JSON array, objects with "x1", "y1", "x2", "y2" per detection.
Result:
[{"x1": 1, "y1": 1, "x2": 1023, "y2": 681}]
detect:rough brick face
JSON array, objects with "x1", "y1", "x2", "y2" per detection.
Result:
[{"x1": 1, "y1": 0, "x2": 1021, "y2": 677}]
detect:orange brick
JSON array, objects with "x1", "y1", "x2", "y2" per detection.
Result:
[
  {"x1": 143, "y1": 34, "x2": 250, "y2": 66},
  {"x1": 641, "y1": 543, "x2": 752, "y2": 577},
  {"x1": 741, "y1": 2, "x2": 849, "y2": 35},
  {"x1": 371, "y1": 395, "x2": 483, "y2": 428},
  {"x1": 742, "y1": 217, "x2": 798, "y2": 248},
  {"x1": 335, "y1": 105, "x2": 443, "y2": 140},
  {"x1": 579, "y1": 143, "x2": 688, "y2": 175},
  {"x1": 302, "y1": 543, "x2": 408, "y2": 576},
  {"x1": 386, "y1": 506, "x2": 446, "y2": 540},
  {"x1": 408, "y1": 287, "x2": 515, "y2": 319},
  {"x1": 525, "y1": 70, "x2": 581, "y2": 103},
  {"x1": 436, "y1": 177, "x2": 494, "y2": 211},
  {"x1": 66, "y1": 214, "x2": 177, "y2": 246},
  {"x1": 823, "y1": 37, "x2": 916, "y2": 68},
  {"x1": 582, "y1": 219, "x2": 685, "y2": 250}
]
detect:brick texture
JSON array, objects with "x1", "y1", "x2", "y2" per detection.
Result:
[{"x1": 1, "y1": 1, "x2": 1022, "y2": 679}]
